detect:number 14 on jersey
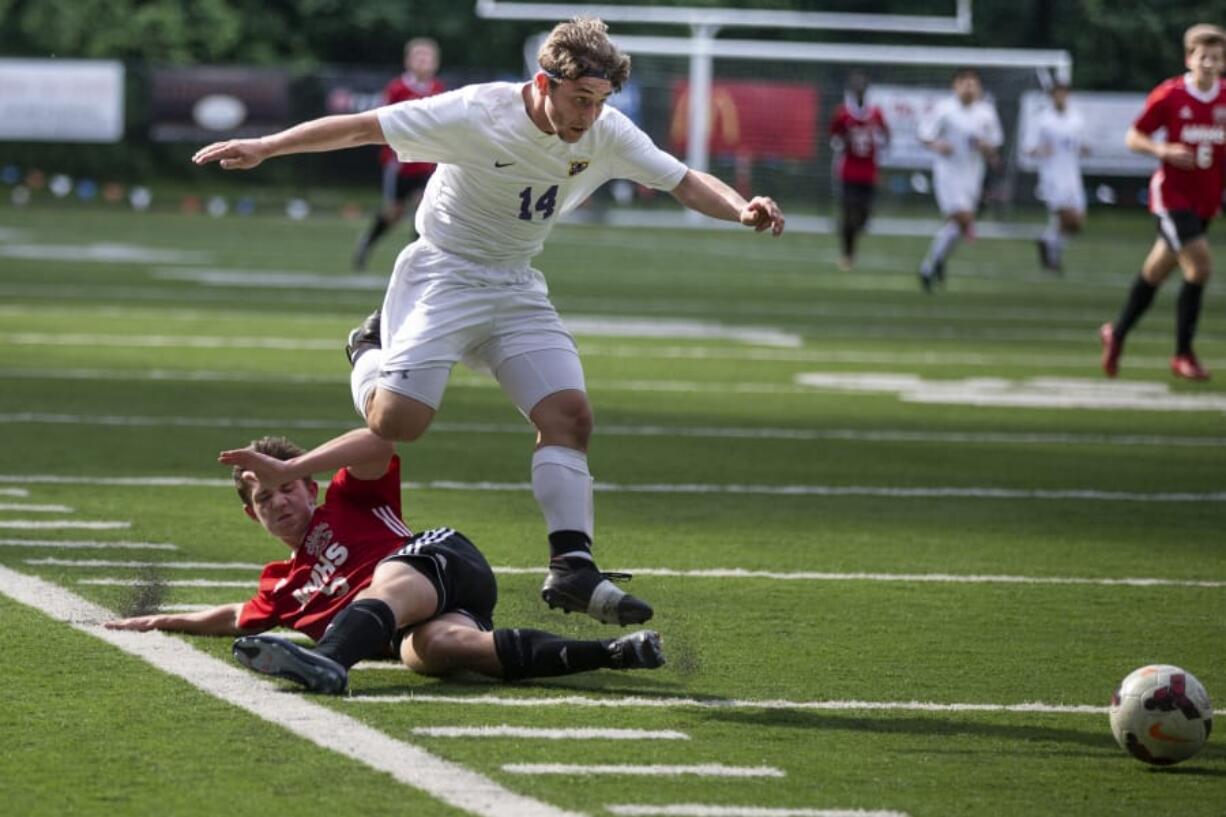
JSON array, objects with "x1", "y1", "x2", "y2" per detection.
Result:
[{"x1": 518, "y1": 185, "x2": 558, "y2": 221}]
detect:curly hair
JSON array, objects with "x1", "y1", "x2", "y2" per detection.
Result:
[
  {"x1": 1184, "y1": 23, "x2": 1226, "y2": 56},
  {"x1": 232, "y1": 435, "x2": 306, "y2": 506},
  {"x1": 537, "y1": 17, "x2": 631, "y2": 92}
]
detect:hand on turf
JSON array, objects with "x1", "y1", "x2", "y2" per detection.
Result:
[
  {"x1": 740, "y1": 196, "x2": 785, "y2": 236},
  {"x1": 193, "y1": 138, "x2": 270, "y2": 170},
  {"x1": 103, "y1": 615, "x2": 167, "y2": 631},
  {"x1": 218, "y1": 446, "x2": 293, "y2": 489}
]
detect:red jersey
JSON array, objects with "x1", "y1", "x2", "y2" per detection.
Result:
[
  {"x1": 1133, "y1": 75, "x2": 1226, "y2": 219},
  {"x1": 829, "y1": 99, "x2": 890, "y2": 185},
  {"x1": 378, "y1": 73, "x2": 446, "y2": 178},
  {"x1": 238, "y1": 457, "x2": 413, "y2": 640}
]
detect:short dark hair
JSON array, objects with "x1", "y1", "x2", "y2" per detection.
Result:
[
  {"x1": 232, "y1": 436, "x2": 307, "y2": 506},
  {"x1": 538, "y1": 17, "x2": 631, "y2": 92},
  {"x1": 1184, "y1": 23, "x2": 1226, "y2": 56},
  {"x1": 952, "y1": 67, "x2": 981, "y2": 83}
]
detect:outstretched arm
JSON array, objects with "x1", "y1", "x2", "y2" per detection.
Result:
[
  {"x1": 193, "y1": 111, "x2": 385, "y2": 171},
  {"x1": 669, "y1": 169, "x2": 785, "y2": 236},
  {"x1": 219, "y1": 428, "x2": 395, "y2": 484},
  {"x1": 104, "y1": 603, "x2": 252, "y2": 636}
]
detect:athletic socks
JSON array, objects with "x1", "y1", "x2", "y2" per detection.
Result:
[
  {"x1": 350, "y1": 348, "x2": 384, "y2": 420},
  {"x1": 493, "y1": 627, "x2": 614, "y2": 680},
  {"x1": 1114, "y1": 275, "x2": 1158, "y2": 340},
  {"x1": 314, "y1": 598, "x2": 398, "y2": 669},
  {"x1": 532, "y1": 446, "x2": 595, "y2": 563},
  {"x1": 922, "y1": 221, "x2": 961, "y2": 274},
  {"x1": 355, "y1": 214, "x2": 392, "y2": 260},
  {"x1": 1176, "y1": 281, "x2": 1205, "y2": 356},
  {"x1": 1043, "y1": 214, "x2": 1064, "y2": 266},
  {"x1": 840, "y1": 223, "x2": 856, "y2": 259}
]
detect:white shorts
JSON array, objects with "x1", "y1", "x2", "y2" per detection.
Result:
[
  {"x1": 1038, "y1": 174, "x2": 1086, "y2": 213},
  {"x1": 933, "y1": 169, "x2": 983, "y2": 216},
  {"x1": 376, "y1": 239, "x2": 584, "y2": 414}
]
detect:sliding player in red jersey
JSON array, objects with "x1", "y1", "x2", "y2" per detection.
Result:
[
  {"x1": 1100, "y1": 24, "x2": 1226, "y2": 380},
  {"x1": 103, "y1": 428, "x2": 664, "y2": 694},
  {"x1": 829, "y1": 72, "x2": 890, "y2": 272}
]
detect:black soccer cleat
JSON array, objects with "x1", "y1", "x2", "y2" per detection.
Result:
[
  {"x1": 344, "y1": 308, "x2": 382, "y2": 366},
  {"x1": 232, "y1": 635, "x2": 348, "y2": 694},
  {"x1": 541, "y1": 559, "x2": 654, "y2": 626},
  {"x1": 608, "y1": 629, "x2": 666, "y2": 670}
]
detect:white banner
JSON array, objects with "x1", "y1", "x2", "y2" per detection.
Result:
[
  {"x1": 1015, "y1": 90, "x2": 1156, "y2": 176},
  {"x1": 0, "y1": 59, "x2": 124, "y2": 143}
]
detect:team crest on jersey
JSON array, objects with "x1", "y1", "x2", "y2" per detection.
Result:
[
  {"x1": 1180, "y1": 105, "x2": 1194, "y2": 119},
  {"x1": 568, "y1": 160, "x2": 590, "y2": 176},
  {"x1": 302, "y1": 522, "x2": 332, "y2": 558}
]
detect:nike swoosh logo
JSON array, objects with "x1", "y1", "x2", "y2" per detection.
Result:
[
  {"x1": 1148, "y1": 722, "x2": 1194, "y2": 743},
  {"x1": 494, "y1": 160, "x2": 515, "y2": 168}
]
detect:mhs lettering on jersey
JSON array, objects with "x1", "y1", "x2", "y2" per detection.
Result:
[
  {"x1": 1180, "y1": 124, "x2": 1226, "y2": 143},
  {"x1": 292, "y1": 528, "x2": 351, "y2": 607}
]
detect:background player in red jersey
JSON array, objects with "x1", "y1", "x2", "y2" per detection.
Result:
[
  {"x1": 1100, "y1": 23, "x2": 1226, "y2": 381},
  {"x1": 352, "y1": 37, "x2": 445, "y2": 271},
  {"x1": 829, "y1": 72, "x2": 890, "y2": 272},
  {"x1": 103, "y1": 428, "x2": 664, "y2": 694}
]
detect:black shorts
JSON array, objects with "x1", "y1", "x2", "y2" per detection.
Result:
[
  {"x1": 381, "y1": 527, "x2": 498, "y2": 637},
  {"x1": 841, "y1": 180, "x2": 876, "y2": 210},
  {"x1": 1156, "y1": 210, "x2": 1211, "y2": 252},
  {"x1": 381, "y1": 163, "x2": 431, "y2": 204}
]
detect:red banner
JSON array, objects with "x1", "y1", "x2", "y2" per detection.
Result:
[{"x1": 670, "y1": 80, "x2": 818, "y2": 160}]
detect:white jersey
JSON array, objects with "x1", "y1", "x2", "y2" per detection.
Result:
[
  {"x1": 918, "y1": 96, "x2": 1003, "y2": 188},
  {"x1": 377, "y1": 81, "x2": 688, "y2": 266},
  {"x1": 1024, "y1": 106, "x2": 1086, "y2": 211}
]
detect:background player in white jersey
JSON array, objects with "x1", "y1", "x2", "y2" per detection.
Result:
[
  {"x1": 192, "y1": 17, "x2": 786, "y2": 629},
  {"x1": 1024, "y1": 81, "x2": 1088, "y2": 273},
  {"x1": 916, "y1": 68, "x2": 1003, "y2": 291}
]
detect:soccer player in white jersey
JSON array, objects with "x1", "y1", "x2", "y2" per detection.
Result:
[
  {"x1": 1025, "y1": 81, "x2": 1088, "y2": 273},
  {"x1": 917, "y1": 68, "x2": 1003, "y2": 291},
  {"x1": 192, "y1": 17, "x2": 785, "y2": 628}
]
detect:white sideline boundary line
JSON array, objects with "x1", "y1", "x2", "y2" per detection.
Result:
[
  {"x1": 72, "y1": 568, "x2": 1226, "y2": 589},
  {"x1": 0, "y1": 503, "x2": 74, "y2": 512},
  {"x1": 4, "y1": 412, "x2": 1224, "y2": 449},
  {"x1": 0, "y1": 520, "x2": 130, "y2": 530},
  {"x1": 412, "y1": 726, "x2": 689, "y2": 741},
  {"x1": 606, "y1": 806, "x2": 909, "y2": 817},
  {"x1": 0, "y1": 539, "x2": 178, "y2": 551},
  {"x1": 0, "y1": 565, "x2": 582, "y2": 817},
  {"x1": 349, "y1": 692, "x2": 1108, "y2": 716},
  {"x1": 1, "y1": 475, "x2": 1222, "y2": 504},
  {"x1": 503, "y1": 764, "x2": 783, "y2": 779}
]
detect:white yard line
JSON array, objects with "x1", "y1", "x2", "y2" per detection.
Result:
[
  {"x1": 27, "y1": 558, "x2": 264, "y2": 570},
  {"x1": 3, "y1": 412, "x2": 1223, "y2": 448},
  {"x1": 0, "y1": 488, "x2": 29, "y2": 497},
  {"x1": 0, "y1": 565, "x2": 582, "y2": 817},
  {"x1": 0, "y1": 539, "x2": 177, "y2": 551},
  {"x1": 350, "y1": 693, "x2": 1108, "y2": 716},
  {"x1": 412, "y1": 726, "x2": 689, "y2": 741},
  {"x1": 0, "y1": 520, "x2": 130, "y2": 530},
  {"x1": 0, "y1": 503, "x2": 74, "y2": 512},
  {"x1": 606, "y1": 806, "x2": 910, "y2": 817},
  {"x1": 69, "y1": 568, "x2": 1226, "y2": 590},
  {"x1": 2, "y1": 474, "x2": 1222, "y2": 504},
  {"x1": 503, "y1": 764, "x2": 783, "y2": 779}
]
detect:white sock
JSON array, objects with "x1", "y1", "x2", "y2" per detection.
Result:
[
  {"x1": 923, "y1": 221, "x2": 961, "y2": 273},
  {"x1": 350, "y1": 349, "x2": 384, "y2": 420},
  {"x1": 1044, "y1": 214, "x2": 1064, "y2": 263},
  {"x1": 532, "y1": 446, "x2": 594, "y2": 560}
]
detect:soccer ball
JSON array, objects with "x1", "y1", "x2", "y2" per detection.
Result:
[{"x1": 1109, "y1": 664, "x2": 1213, "y2": 766}]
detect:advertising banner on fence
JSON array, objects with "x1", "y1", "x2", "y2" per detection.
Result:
[
  {"x1": 1016, "y1": 90, "x2": 1155, "y2": 176},
  {"x1": 150, "y1": 66, "x2": 291, "y2": 142},
  {"x1": 0, "y1": 59, "x2": 124, "y2": 143}
]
